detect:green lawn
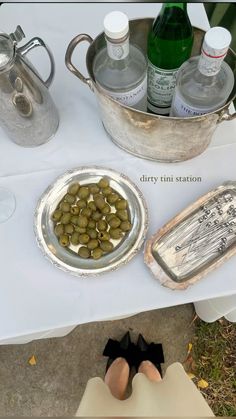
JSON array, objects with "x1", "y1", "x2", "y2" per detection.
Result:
[{"x1": 192, "y1": 319, "x2": 236, "y2": 416}]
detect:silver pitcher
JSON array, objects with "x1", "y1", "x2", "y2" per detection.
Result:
[
  {"x1": 65, "y1": 19, "x2": 236, "y2": 163},
  {"x1": 0, "y1": 26, "x2": 59, "y2": 147}
]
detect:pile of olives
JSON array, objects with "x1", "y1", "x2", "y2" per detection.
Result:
[{"x1": 52, "y1": 177, "x2": 132, "y2": 259}]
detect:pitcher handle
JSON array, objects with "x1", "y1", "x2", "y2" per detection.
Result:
[
  {"x1": 218, "y1": 106, "x2": 236, "y2": 123},
  {"x1": 65, "y1": 34, "x2": 94, "y2": 91},
  {"x1": 18, "y1": 37, "x2": 55, "y2": 88}
]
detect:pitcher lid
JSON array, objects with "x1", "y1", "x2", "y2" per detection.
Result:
[
  {"x1": 0, "y1": 27, "x2": 25, "y2": 70},
  {"x1": 0, "y1": 34, "x2": 14, "y2": 70}
]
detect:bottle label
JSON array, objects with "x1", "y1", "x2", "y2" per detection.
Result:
[
  {"x1": 171, "y1": 91, "x2": 219, "y2": 117},
  {"x1": 97, "y1": 75, "x2": 147, "y2": 107},
  {"x1": 106, "y1": 38, "x2": 129, "y2": 60},
  {"x1": 147, "y1": 61, "x2": 179, "y2": 110}
]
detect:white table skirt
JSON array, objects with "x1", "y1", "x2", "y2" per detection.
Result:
[
  {"x1": 194, "y1": 295, "x2": 236, "y2": 323},
  {"x1": 0, "y1": 3, "x2": 236, "y2": 344}
]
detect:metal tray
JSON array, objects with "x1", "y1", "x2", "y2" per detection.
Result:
[
  {"x1": 34, "y1": 166, "x2": 148, "y2": 277},
  {"x1": 144, "y1": 181, "x2": 236, "y2": 290}
]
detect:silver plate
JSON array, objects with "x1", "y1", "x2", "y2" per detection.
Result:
[
  {"x1": 151, "y1": 181, "x2": 236, "y2": 284},
  {"x1": 34, "y1": 166, "x2": 148, "y2": 277}
]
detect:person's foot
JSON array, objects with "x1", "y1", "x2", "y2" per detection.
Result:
[
  {"x1": 105, "y1": 357, "x2": 129, "y2": 400},
  {"x1": 103, "y1": 331, "x2": 133, "y2": 371},
  {"x1": 135, "y1": 334, "x2": 164, "y2": 377},
  {"x1": 138, "y1": 360, "x2": 162, "y2": 382}
]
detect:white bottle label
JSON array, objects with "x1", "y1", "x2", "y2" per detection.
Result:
[
  {"x1": 106, "y1": 38, "x2": 129, "y2": 60},
  {"x1": 147, "y1": 60, "x2": 179, "y2": 110},
  {"x1": 171, "y1": 91, "x2": 220, "y2": 117},
  {"x1": 97, "y1": 75, "x2": 147, "y2": 107}
]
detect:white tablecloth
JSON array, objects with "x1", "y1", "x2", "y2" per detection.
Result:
[{"x1": 0, "y1": 3, "x2": 236, "y2": 343}]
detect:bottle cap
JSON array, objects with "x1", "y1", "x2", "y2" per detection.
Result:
[
  {"x1": 199, "y1": 27, "x2": 231, "y2": 76},
  {"x1": 203, "y1": 27, "x2": 231, "y2": 59},
  {"x1": 104, "y1": 11, "x2": 129, "y2": 40}
]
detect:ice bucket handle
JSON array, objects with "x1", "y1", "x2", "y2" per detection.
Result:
[
  {"x1": 65, "y1": 34, "x2": 94, "y2": 91},
  {"x1": 218, "y1": 106, "x2": 236, "y2": 123}
]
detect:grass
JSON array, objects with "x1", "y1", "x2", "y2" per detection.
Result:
[{"x1": 190, "y1": 318, "x2": 236, "y2": 416}]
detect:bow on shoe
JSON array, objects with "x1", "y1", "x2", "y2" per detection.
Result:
[
  {"x1": 145, "y1": 343, "x2": 165, "y2": 364},
  {"x1": 103, "y1": 332, "x2": 165, "y2": 375},
  {"x1": 103, "y1": 332, "x2": 136, "y2": 368}
]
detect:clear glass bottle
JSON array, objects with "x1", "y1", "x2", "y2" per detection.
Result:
[
  {"x1": 147, "y1": 3, "x2": 193, "y2": 115},
  {"x1": 93, "y1": 11, "x2": 147, "y2": 111},
  {"x1": 170, "y1": 27, "x2": 234, "y2": 117}
]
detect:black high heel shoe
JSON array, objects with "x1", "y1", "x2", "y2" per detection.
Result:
[
  {"x1": 135, "y1": 334, "x2": 164, "y2": 377},
  {"x1": 103, "y1": 331, "x2": 135, "y2": 372}
]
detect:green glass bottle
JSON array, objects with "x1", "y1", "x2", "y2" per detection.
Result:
[{"x1": 147, "y1": 3, "x2": 193, "y2": 115}]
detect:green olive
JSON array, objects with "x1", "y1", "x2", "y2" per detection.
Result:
[
  {"x1": 54, "y1": 223, "x2": 64, "y2": 237},
  {"x1": 60, "y1": 213, "x2": 71, "y2": 225},
  {"x1": 101, "y1": 203, "x2": 111, "y2": 215},
  {"x1": 71, "y1": 215, "x2": 79, "y2": 225},
  {"x1": 64, "y1": 193, "x2": 76, "y2": 204},
  {"x1": 64, "y1": 223, "x2": 74, "y2": 234},
  {"x1": 109, "y1": 228, "x2": 123, "y2": 240},
  {"x1": 100, "y1": 240, "x2": 114, "y2": 253},
  {"x1": 107, "y1": 193, "x2": 119, "y2": 205},
  {"x1": 92, "y1": 247, "x2": 103, "y2": 260},
  {"x1": 116, "y1": 209, "x2": 128, "y2": 221},
  {"x1": 89, "y1": 184, "x2": 100, "y2": 195},
  {"x1": 108, "y1": 216, "x2": 121, "y2": 228},
  {"x1": 59, "y1": 202, "x2": 71, "y2": 213},
  {"x1": 78, "y1": 246, "x2": 90, "y2": 259},
  {"x1": 71, "y1": 232, "x2": 80, "y2": 245},
  {"x1": 97, "y1": 219, "x2": 108, "y2": 231},
  {"x1": 115, "y1": 199, "x2": 127, "y2": 210},
  {"x1": 94, "y1": 195, "x2": 106, "y2": 210},
  {"x1": 87, "y1": 239, "x2": 99, "y2": 250},
  {"x1": 87, "y1": 229, "x2": 98, "y2": 239},
  {"x1": 98, "y1": 177, "x2": 109, "y2": 189},
  {"x1": 52, "y1": 209, "x2": 62, "y2": 222},
  {"x1": 70, "y1": 206, "x2": 80, "y2": 215},
  {"x1": 87, "y1": 219, "x2": 96, "y2": 229},
  {"x1": 98, "y1": 231, "x2": 110, "y2": 241},
  {"x1": 88, "y1": 201, "x2": 97, "y2": 211},
  {"x1": 68, "y1": 183, "x2": 80, "y2": 195},
  {"x1": 74, "y1": 226, "x2": 86, "y2": 234},
  {"x1": 77, "y1": 200, "x2": 87, "y2": 209},
  {"x1": 81, "y1": 208, "x2": 92, "y2": 218},
  {"x1": 102, "y1": 186, "x2": 112, "y2": 196},
  {"x1": 59, "y1": 234, "x2": 70, "y2": 247},
  {"x1": 78, "y1": 186, "x2": 90, "y2": 200},
  {"x1": 77, "y1": 215, "x2": 88, "y2": 228},
  {"x1": 92, "y1": 211, "x2": 103, "y2": 221},
  {"x1": 79, "y1": 233, "x2": 90, "y2": 244},
  {"x1": 120, "y1": 221, "x2": 132, "y2": 232},
  {"x1": 105, "y1": 213, "x2": 115, "y2": 222}
]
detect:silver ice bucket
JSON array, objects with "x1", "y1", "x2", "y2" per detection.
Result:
[{"x1": 65, "y1": 18, "x2": 236, "y2": 163}]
